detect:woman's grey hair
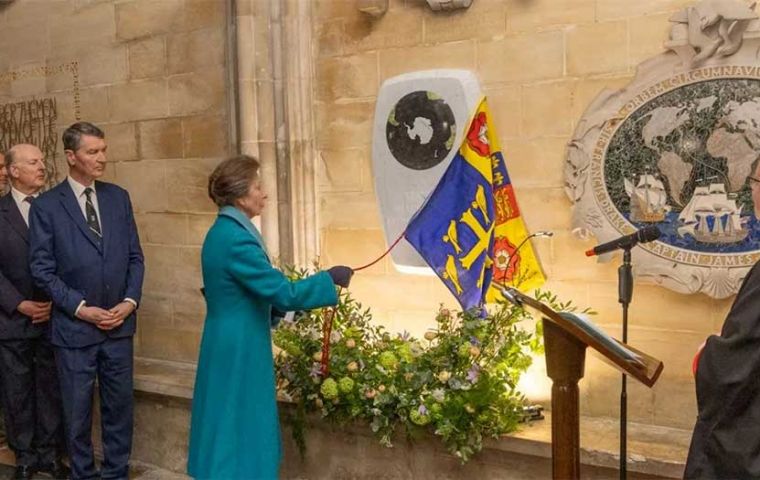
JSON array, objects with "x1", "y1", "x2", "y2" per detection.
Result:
[{"x1": 207, "y1": 155, "x2": 261, "y2": 208}]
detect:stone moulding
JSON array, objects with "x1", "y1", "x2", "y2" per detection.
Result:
[
  {"x1": 357, "y1": 0, "x2": 389, "y2": 16},
  {"x1": 566, "y1": 0, "x2": 760, "y2": 299},
  {"x1": 424, "y1": 0, "x2": 473, "y2": 11},
  {"x1": 357, "y1": 0, "x2": 472, "y2": 16}
]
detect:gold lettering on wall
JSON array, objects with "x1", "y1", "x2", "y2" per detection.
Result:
[
  {"x1": 0, "y1": 62, "x2": 80, "y2": 120},
  {"x1": 0, "y1": 62, "x2": 80, "y2": 187},
  {"x1": 0, "y1": 98, "x2": 59, "y2": 188}
]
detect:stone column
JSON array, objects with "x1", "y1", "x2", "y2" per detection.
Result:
[
  {"x1": 234, "y1": 0, "x2": 318, "y2": 266},
  {"x1": 282, "y1": 0, "x2": 319, "y2": 266}
]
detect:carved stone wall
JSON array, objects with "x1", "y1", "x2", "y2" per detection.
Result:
[
  {"x1": 0, "y1": 0, "x2": 232, "y2": 363},
  {"x1": 567, "y1": 0, "x2": 760, "y2": 298},
  {"x1": 0, "y1": 62, "x2": 80, "y2": 187},
  {"x1": 1, "y1": 0, "x2": 745, "y2": 434},
  {"x1": 311, "y1": 0, "x2": 745, "y2": 432}
]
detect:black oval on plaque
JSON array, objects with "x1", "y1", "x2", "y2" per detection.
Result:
[{"x1": 386, "y1": 91, "x2": 456, "y2": 171}]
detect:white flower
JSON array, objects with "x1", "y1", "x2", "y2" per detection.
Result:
[{"x1": 432, "y1": 388, "x2": 445, "y2": 402}]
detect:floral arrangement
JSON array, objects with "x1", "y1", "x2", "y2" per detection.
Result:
[{"x1": 273, "y1": 268, "x2": 588, "y2": 462}]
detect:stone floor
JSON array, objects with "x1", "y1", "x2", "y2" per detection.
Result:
[
  {"x1": 0, "y1": 445, "x2": 188, "y2": 480},
  {"x1": 131, "y1": 358, "x2": 692, "y2": 478},
  {"x1": 499, "y1": 413, "x2": 692, "y2": 478},
  {"x1": 0, "y1": 464, "x2": 188, "y2": 480},
  {"x1": 0, "y1": 412, "x2": 691, "y2": 479},
  {"x1": 0, "y1": 357, "x2": 692, "y2": 478}
]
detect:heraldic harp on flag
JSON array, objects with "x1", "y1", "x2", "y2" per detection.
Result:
[{"x1": 405, "y1": 97, "x2": 546, "y2": 311}]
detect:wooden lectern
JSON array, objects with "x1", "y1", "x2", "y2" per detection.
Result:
[{"x1": 502, "y1": 288, "x2": 664, "y2": 480}]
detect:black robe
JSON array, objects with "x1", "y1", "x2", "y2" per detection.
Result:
[{"x1": 685, "y1": 262, "x2": 760, "y2": 479}]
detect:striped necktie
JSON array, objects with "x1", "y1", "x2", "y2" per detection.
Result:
[{"x1": 83, "y1": 188, "x2": 102, "y2": 238}]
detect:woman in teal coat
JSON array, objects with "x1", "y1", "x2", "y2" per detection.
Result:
[{"x1": 187, "y1": 156, "x2": 353, "y2": 479}]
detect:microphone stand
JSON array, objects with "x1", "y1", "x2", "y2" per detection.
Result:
[{"x1": 618, "y1": 246, "x2": 633, "y2": 480}]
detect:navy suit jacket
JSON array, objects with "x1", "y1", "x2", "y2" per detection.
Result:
[
  {"x1": 0, "y1": 194, "x2": 50, "y2": 340},
  {"x1": 29, "y1": 180, "x2": 145, "y2": 348}
]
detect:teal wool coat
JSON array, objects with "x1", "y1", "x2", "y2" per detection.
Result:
[{"x1": 187, "y1": 206, "x2": 338, "y2": 479}]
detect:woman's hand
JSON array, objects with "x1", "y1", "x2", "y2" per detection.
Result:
[{"x1": 327, "y1": 266, "x2": 354, "y2": 288}]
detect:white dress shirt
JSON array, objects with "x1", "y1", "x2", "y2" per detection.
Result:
[
  {"x1": 67, "y1": 175, "x2": 102, "y2": 225},
  {"x1": 9, "y1": 186, "x2": 38, "y2": 226},
  {"x1": 66, "y1": 176, "x2": 137, "y2": 316}
]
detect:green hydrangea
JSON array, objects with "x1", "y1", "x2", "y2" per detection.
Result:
[
  {"x1": 397, "y1": 343, "x2": 413, "y2": 363},
  {"x1": 278, "y1": 339, "x2": 302, "y2": 357},
  {"x1": 338, "y1": 377, "x2": 355, "y2": 394},
  {"x1": 378, "y1": 351, "x2": 399, "y2": 370},
  {"x1": 320, "y1": 378, "x2": 339, "y2": 399},
  {"x1": 409, "y1": 409, "x2": 431, "y2": 426},
  {"x1": 458, "y1": 343, "x2": 472, "y2": 358},
  {"x1": 344, "y1": 326, "x2": 361, "y2": 338}
]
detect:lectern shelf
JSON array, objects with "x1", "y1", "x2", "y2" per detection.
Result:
[{"x1": 499, "y1": 286, "x2": 664, "y2": 480}]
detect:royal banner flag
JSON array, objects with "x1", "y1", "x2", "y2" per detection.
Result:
[{"x1": 404, "y1": 98, "x2": 546, "y2": 311}]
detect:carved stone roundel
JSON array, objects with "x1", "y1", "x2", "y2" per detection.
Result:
[
  {"x1": 603, "y1": 76, "x2": 760, "y2": 261},
  {"x1": 566, "y1": 0, "x2": 760, "y2": 298}
]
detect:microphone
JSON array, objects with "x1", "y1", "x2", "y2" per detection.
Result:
[
  {"x1": 511, "y1": 231, "x2": 553, "y2": 263},
  {"x1": 585, "y1": 225, "x2": 661, "y2": 257}
]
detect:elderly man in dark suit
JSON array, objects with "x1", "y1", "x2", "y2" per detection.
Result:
[
  {"x1": 0, "y1": 144, "x2": 68, "y2": 480},
  {"x1": 0, "y1": 151, "x2": 8, "y2": 194},
  {"x1": 29, "y1": 122, "x2": 145, "y2": 480}
]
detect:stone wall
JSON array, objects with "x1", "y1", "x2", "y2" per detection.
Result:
[
  {"x1": 0, "y1": 0, "x2": 230, "y2": 363},
  {"x1": 0, "y1": 0, "x2": 741, "y2": 434},
  {"x1": 312, "y1": 0, "x2": 733, "y2": 430}
]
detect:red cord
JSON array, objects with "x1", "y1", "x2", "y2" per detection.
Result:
[
  {"x1": 352, "y1": 231, "x2": 406, "y2": 272},
  {"x1": 320, "y1": 232, "x2": 405, "y2": 376},
  {"x1": 320, "y1": 287, "x2": 342, "y2": 377}
]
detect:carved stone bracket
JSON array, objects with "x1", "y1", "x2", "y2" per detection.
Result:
[
  {"x1": 357, "y1": 0, "x2": 472, "y2": 16},
  {"x1": 358, "y1": 0, "x2": 389, "y2": 16},
  {"x1": 425, "y1": 0, "x2": 473, "y2": 11},
  {"x1": 666, "y1": 0, "x2": 760, "y2": 67}
]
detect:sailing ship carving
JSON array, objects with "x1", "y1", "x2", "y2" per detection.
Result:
[
  {"x1": 624, "y1": 174, "x2": 669, "y2": 223},
  {"x1": 677, "y1": 183, "x2": 749, "y2": 244}
]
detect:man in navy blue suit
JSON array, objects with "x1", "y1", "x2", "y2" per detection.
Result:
[
  {"x1": 29, "y1": 122, "x2": 145, "y2": 480},
  {"x1": 0, "y1": 144, "x2": 68, "y2": 480}
]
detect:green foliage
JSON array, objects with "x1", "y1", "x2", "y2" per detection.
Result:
[{"x1": 274, "y1": 267, "x2": 588, "y2": 463}]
